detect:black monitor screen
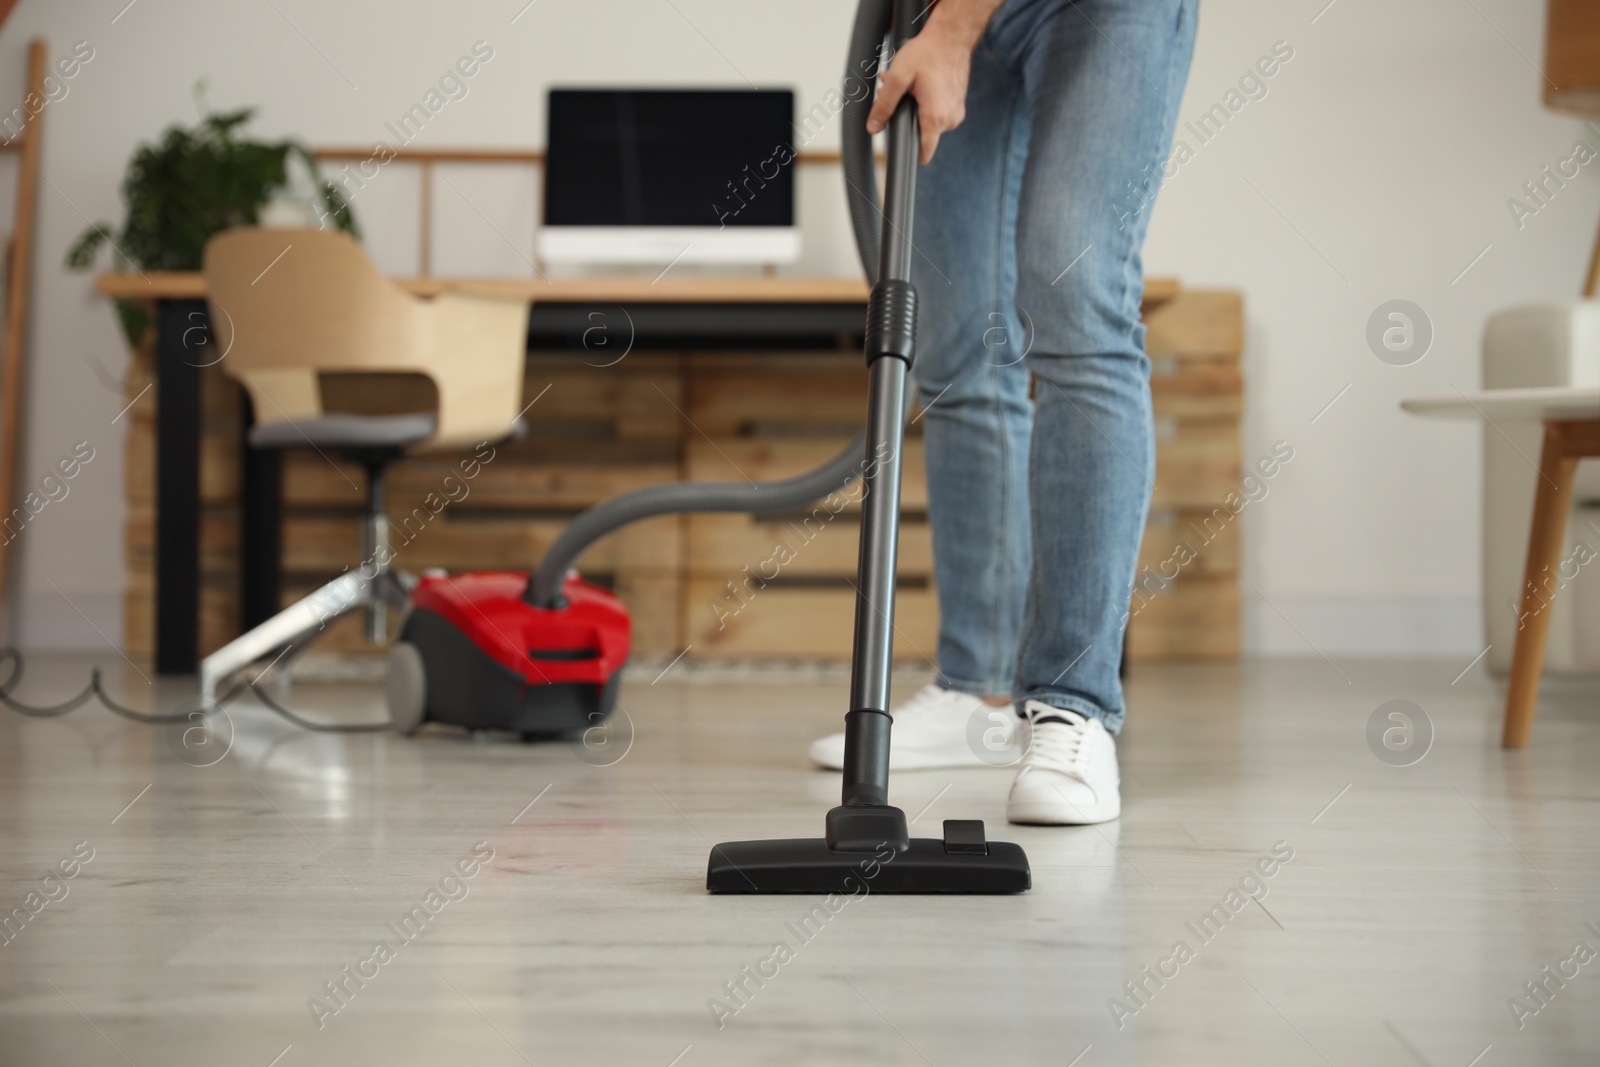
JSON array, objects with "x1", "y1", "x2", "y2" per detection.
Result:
[{"x1": 544, "y1": 89, "x2": 795, "y2": 228}]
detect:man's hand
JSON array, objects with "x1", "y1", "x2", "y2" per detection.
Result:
[{"x1": 865, "y1": 0, "x2": 1004, "y2": 165}]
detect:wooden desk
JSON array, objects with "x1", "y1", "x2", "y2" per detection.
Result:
[
  {"x1": 1403, "y1": 386, "x2": 1600, "y2": 747},
  {"x1": 97, "y1": 272, "x2": 1187, "y2": 674},
  {"x1": 95, "y1": 272, "x2": 886, "y2": 674},
  {"x1": 97, "y1": 273, "x2": 1179, "y2": 305},
  {"x1": 95, "y1": 273, "x2": 876, "y2": 304}
]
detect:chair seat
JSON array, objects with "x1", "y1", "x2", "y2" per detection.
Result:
[{"x1": 248, "y1": 413, "x2": 438, "y2": 450}]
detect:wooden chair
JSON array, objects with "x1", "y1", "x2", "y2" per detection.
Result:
[
  {"x1": 1502, "y1": 417, "x2": 1600, "y2": 746},
  {"x1": 1402, "y1": 385, "x2": 1600, "y2": 747},
  {"x1": 197, "y1": 227, "x2": 529, "y2": 703}
]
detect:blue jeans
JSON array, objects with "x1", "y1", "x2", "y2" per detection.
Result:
[{"x1": 910, "y1": 0, "x2": 1196, "y2": 732}]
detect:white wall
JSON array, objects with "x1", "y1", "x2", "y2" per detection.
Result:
[
  {"x1": 0, "y1": 0, "x2": 1588, "y2": 657},
  {"x1": 1148, "y1": 0, "x2": 1598, "y2": 657}
]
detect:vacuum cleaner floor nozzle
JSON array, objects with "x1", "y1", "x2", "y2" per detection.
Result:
[{"x1": 707, "y1": 822, "x2": 1030, "y2": 894}]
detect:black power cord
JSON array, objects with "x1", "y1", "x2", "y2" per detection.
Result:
[
  {"x1": 248, "y1": 681, "x2": 391, "y2": 733},
  {"x1": 0, "y1": 648, "x2": 391, "y2": 733}
]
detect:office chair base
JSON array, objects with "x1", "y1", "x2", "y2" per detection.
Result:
[{"x1": 199, "y1": 567, "x2": 413, "y2": 705}]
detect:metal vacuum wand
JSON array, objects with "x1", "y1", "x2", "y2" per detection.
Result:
[
  {"x1": 830, "y1": 0, "x2": 924, "y2": 848},
  {"x1": 705, "y1": 0, "x2": 1030, "y2": 893}
]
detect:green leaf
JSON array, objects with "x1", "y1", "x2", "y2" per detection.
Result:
[
  {"x1": 65, "y1": 102, "x2": 359, "y2": 280},
  {"x1": 64, "y1": 225, "x2": 111, "y2": 270}
]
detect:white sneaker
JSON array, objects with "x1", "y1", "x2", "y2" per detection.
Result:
[
  {"x1": 807, "y1": 684, "x2": 1018, "y2": 770},
  {"x1": 1006, "y1": 701, "x2": 1120, "y2": 825}
]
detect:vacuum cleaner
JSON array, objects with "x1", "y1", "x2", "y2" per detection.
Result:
[{"x1": 386, "y1": 0, "x2": 1030, "y2": 893}]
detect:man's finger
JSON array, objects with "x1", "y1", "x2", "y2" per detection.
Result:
[
  {"x1": 867, "y1": 71, "x2": 910, "y2": 134},
  {"x1": 919, "y1": 111, "x2": 941, "y2": 164}
]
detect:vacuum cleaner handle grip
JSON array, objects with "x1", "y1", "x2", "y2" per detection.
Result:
[{"x1": 875, "y1": 0, "x2": 925, "y2": 286}]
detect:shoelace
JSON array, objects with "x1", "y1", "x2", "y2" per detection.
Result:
[{"x1": 1023, "y1": 717, "x2": 1089, "y2": 777}]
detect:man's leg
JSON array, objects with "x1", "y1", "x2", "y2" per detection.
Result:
[
  {"x1": 807, "y1": 38, "x2": 1033, "y2": 772},
  {"x1": 1010, "y1": 0, "x2": 1197, "y2": 732},
  {"x1": 911, "y1": 42, "x2": 1033, "y2": 701},
  {"x1": 999, "y1": 0, "x2": 1196, "y2": 825}
]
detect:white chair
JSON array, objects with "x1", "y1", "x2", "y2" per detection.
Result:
[
  {"x1": 1481, "y1": 304, "x2": 1600, "y2": 677},
  {"x1": 197, "y1": 227, "x2": 530, "y2": 704}
]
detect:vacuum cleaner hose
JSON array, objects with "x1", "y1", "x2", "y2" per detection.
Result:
[
  {"x1": 842, "y1": 0, "x2": 891, "y2": 283},
  {"x1": 526, "y1": 0, "x2": 895, "y2": 609},
  {"x1": 528, "y1": 446, "x2": 873, "y2": 607}
]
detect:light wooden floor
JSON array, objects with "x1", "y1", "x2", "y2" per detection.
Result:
[{"x1": 1, "y1": 656, "x2": 1596, "y2": 1066}]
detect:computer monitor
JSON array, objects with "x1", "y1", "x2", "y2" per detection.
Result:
[{"x1": 539, "y1": 88, "x2": 799, "y2": 266}]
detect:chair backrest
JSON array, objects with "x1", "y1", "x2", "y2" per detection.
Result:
[{"x1": 203, "y1": 227, "x2": 529, "y2": 449}]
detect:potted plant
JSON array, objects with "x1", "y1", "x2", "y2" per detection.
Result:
[{"x1": 66, "y1": 104, "x2": 357, "y2": 346}]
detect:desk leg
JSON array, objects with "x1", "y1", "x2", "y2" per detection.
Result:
[
  {"x1": 154, "y1": 299, "x2": 204, "y2": 675},
  {"x1": 1502, "y1": 421, "x2": 1580, "y2": 748},
  {"x1": 241, "y1": 413, "x2": 282, "y2": 630}
]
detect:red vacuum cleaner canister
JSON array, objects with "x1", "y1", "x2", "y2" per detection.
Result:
[{"x1": 386, "y1": 571, "x2": 630, "y2": 737}]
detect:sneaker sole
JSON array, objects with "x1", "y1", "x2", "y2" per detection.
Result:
[{"x1": 1006, "y1": 799, "x2": 1120, "y2": 826}]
